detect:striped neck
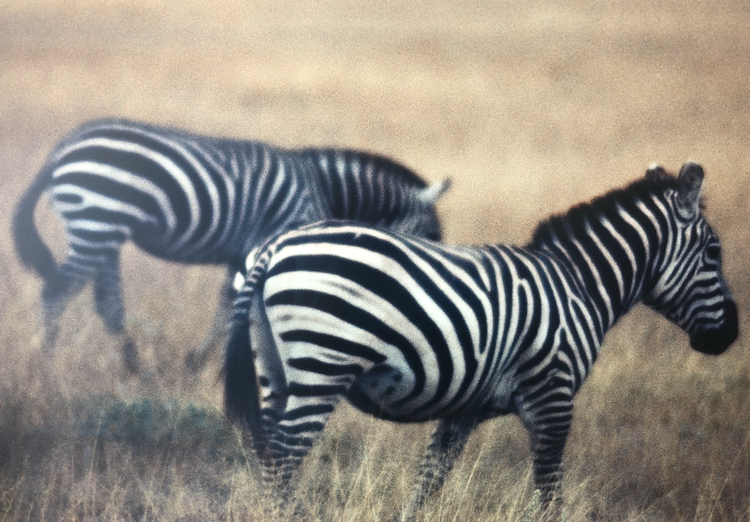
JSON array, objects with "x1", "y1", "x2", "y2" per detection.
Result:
[
  {"x1": 528, "y1": 179, "x2": 677, "y2": 337},
  {"x1": 303, "y1": 148, "x2": 427, "y2": 222}
]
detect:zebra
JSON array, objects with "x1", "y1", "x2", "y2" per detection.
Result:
[
  {"x1": 224, "y1": 161, "x2": 738, "y2": 519},
  {"x1": 12, "y1": 118, "x2": 450, "y2": 374}
]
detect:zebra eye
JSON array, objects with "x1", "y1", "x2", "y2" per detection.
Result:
[{"x1": 705, "y1": 245, "x2": 721, "y2": 262}]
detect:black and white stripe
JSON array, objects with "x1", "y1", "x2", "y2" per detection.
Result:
[
  {"x1": 12, "y1": 118, "x2": 449, "y2": 373},
  {"x1": 224, "y1": 162, "x2": 737, "y2": 518}
]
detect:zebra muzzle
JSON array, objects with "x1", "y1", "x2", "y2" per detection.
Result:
[{"x1": 689, "y1": 301, "x2": 739, "y2": 356}]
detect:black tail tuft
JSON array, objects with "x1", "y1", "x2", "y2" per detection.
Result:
[
  {"x1": 223, "y1": 233, "x2": 282, "y2": 456},
  {"x1": 12, "y1": 163, "x2": 58, "y2": 281},
  {"x1": 224, "y1": 314, "x2": 267, "y2": 455}
]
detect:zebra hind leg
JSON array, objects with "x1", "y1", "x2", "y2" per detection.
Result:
[
  {"x1": 398, "y1": 416, "x2": 477, "y2": 522},
  {"x1": 185, "y1": 266, "x2": 237, "y2": 372},
  {"x1": 252, "y1": 400, "x2": 342, "y2": 519},
  {"x1": 93, "y1": 253, "x2": 139, "y2": 374},
  {"x1": 40, "y1": 266, "x2": 88, "y2": 354},
  {"x1": 257, "y1": 364, "x2": 350, "y2": 516}
]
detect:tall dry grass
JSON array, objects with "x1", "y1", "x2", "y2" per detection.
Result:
[{"x1": 1, "y1": 0, "x2": 750, "y2": 520}]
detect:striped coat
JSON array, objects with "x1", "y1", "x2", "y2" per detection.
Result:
[
  {"x1": 13, "y1": 118, "x2": 449, "y2": 373},
  {"x1": 225, "y1": 162, "x2": 737, "y2": 518}
]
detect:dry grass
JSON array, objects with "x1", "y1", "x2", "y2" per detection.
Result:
[{"x1": 1, "y1": 1, "x2": 750, "y2": 520}]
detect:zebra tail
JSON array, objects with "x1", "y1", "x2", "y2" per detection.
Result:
[
  {"x1": 12, "y1": 162, "x2": 57, "y2": 281},
  {"x1": 223, "y1": 246, "x2": 275, "y2": 457}
]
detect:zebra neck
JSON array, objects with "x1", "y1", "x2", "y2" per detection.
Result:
[
  {"x1": 303, "y1": 149, "x2": 419, "y2": 223},
  {"x1": 534, "y1": 198, "x2": 665, "y2": 337}
]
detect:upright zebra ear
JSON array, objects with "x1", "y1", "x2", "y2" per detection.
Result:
[
  {"x1": 418, "y1": 178, "x2": 452, "y2": 204},
  {"x1": 645, "y1": 163, "x2": 670, "y2": 182},
  {"x1": 676, "y1": 161, "x2": 705, "y2": 220}
]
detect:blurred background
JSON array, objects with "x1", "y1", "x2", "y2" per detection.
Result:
[{"x1": 1, "y1": 1, "x2": 749, "y2": 520}]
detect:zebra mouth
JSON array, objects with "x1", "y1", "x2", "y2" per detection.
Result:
[{"x1": 689, "y1": 301, "x2": 739, "y2": 356}]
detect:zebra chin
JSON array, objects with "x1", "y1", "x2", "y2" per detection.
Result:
[{"x1": 688, "y1": 301, "x2": 739, "y2": 356}]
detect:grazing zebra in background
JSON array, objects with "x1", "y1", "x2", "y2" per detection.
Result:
[
  {"x1": 12, "y1": 118, "x2": 450, "y2": 374},
  {"x1": 224, "y1": 162, "x2": 738, "y2": 519}
]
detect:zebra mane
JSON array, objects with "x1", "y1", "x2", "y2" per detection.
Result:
[
  {"x1": 302, "y1": 148, "x2": 428, "y2": 188},
  {"x1": 351, "y1": 150, "x2": 428, "y2": 188},
  {"x1": 528, "y1": 174, "x2": 679, "y2": 248}
]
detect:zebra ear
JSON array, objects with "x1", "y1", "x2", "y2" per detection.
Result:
[
  {"x1": 676, "y1": 161, "x2": 705, "y2": 219},
  {"x1": 418, "y1": 178, "x2": 452, "y2": 204},
  {"x1": 645, "y1": 163, "x2": 670, "y2": 182}
]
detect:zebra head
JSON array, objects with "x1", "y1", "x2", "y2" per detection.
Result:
[{"x1": 642, "y1": 162, "x2": 738, "y2": 355}]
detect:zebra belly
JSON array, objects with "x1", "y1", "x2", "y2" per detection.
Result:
[
  {"x1": 132, "y1": 232, "x2": 237, "y2": 264},
  {"x1": 346, "y1": 363, "x2": 518, "y2": 422}
]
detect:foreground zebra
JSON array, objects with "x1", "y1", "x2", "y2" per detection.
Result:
[
  {"x1": 225, "y1": 162, "x2": 738, "y2": 518},
  {"x1": 12, "y1": 118, "x2": 449, "y2": 373}
]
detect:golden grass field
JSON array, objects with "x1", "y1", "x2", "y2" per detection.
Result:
[{"x1": 1, "y1": 1, "x2": 750, "y2": 520}]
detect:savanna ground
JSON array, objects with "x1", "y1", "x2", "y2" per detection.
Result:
[{"x1": 1, "y1": 1, "x2": 750, "y2": 520}]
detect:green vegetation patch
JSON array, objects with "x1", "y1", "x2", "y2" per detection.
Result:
[{"x1": 16, "y1": 394, "x2": 248, "y2": 466}]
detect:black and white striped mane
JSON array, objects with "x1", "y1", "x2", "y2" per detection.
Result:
[
  {"x1": 302, "y1": 147, "x2": 429, "y2": 189},
  {"x1": 528, "y1": 175, "x2": 679, "y2": 249}
]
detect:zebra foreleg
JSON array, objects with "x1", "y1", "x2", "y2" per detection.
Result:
[
  {"x1": 522, "y1": 395, "x2": 573, "y2": 515},
  {"x1": 185, "y1": 266, "x2": 237, "y2": 372},
  {"x1": 93, "y1": 253, "x2": 139, "y2": 374},
  {"x1": 40, "y1": 266, "x2": 87, "y2": 354},
  {"x1": 399, "y1": 416, "x2": 477, "y2": 521}
]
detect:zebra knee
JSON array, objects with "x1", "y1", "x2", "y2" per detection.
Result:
[
  {"x1": 96, "y1": 298, "x2": 125, "y2": 333},
  {"x1": 94, "y1": 277, "x2": 125, "y2": 333},
  {"x1": 41, "y1": 273, "x2": 75, "y2": 307},
  {"x1": 41, "y1": 273, "x2": 85, "y2": 326}
]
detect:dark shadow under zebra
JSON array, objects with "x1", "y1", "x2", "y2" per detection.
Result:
[
  {"x1": 12, "y1": 118, "x2": 450, "y2": 374},
  {"x1": 225, "y1": 162, "x2": 737, "y2": 520}
]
